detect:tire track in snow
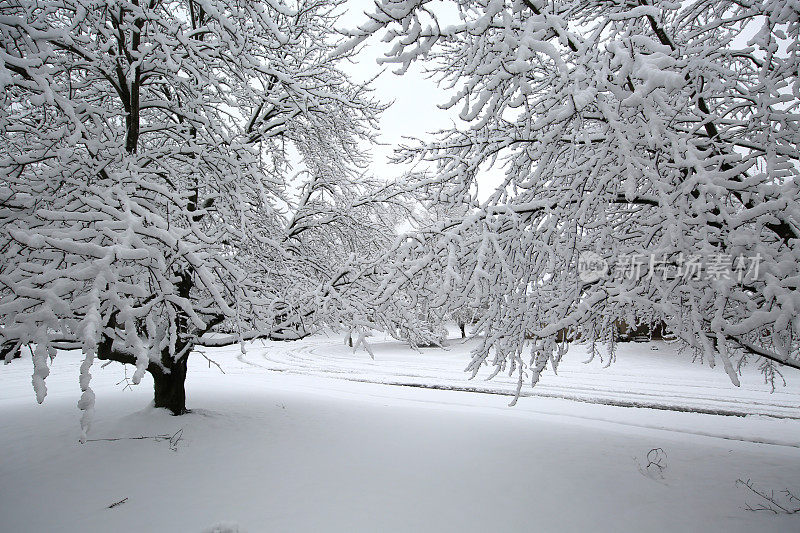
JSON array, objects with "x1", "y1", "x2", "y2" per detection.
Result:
[{"x1": 248, "y1": 337, "x2": 800, "y2": 421}]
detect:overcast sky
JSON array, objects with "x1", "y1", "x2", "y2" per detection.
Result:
[
  {"x1": 333, "y1": 1, "x2": 509, "y2": 202},
  {"x1": 335, "y1": 2, "x2": 461, "y2": 180}
]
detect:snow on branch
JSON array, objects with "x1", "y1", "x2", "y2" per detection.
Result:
[{"x1": 354, "y1": 0, "x2": 800, "y2": 394}]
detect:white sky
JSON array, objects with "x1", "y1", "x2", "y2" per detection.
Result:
[
  {"x1": 335, "y1": 1, "x2": 507, "y2": 202},
  {"x1": 335, "y1": 1, "x2": 462, "y2": 182}
]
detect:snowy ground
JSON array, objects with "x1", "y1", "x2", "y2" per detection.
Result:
[{"x1": 1, "y1": 332, "x2": 799, "y2": 532}]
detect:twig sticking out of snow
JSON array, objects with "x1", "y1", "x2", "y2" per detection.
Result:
[
  {"x1": 84, "y1": 428, "x2": 184, "y2": 451},
  {"x1": 107, "y1": 498, "x2": 128, "y2": 509},
  {"x1": 635, "y1": 448, "x2": 668, "y2": 481},
  {"x1": 196, "y1": 348, "x2": 225, "y2": 374},
  {"x1": 736, "y1": 479, "x2": 800, "y2": 514},
  {"x1": 113, "y1": 364, "x2": 135, "y2": 391}
]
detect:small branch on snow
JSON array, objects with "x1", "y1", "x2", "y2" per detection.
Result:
[
  {"x1": 635, "y1": 448, "x2": 668, "y2": 481},
  {"x1": 736, "y1": 478, "x2": 800, "y2": 514},
  {"x1": 84, "y1": 428, "x2": 184, "y2": 451},
  {"x1": 107, "y1": 498, "x2": 128, "y2": 509}
]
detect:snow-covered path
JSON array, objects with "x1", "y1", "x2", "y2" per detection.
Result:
[
  {"x1": 240, "y1": 334, "x2": 800, "y2": 419},
  {"x1": 1, "y1": 334, "x2": 799, "y2": 532}
]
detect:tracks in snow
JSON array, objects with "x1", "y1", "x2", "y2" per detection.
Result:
[{"x1": 237, "y1": 337, "x2": 800, "y2": 421}]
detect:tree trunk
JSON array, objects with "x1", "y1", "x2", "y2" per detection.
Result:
[
  {"x1": 151, "y1": 269, "x2": 193, "y2": 415},
  {"x1": 96, "y1": 271, "x2": 194, "y2": 415},
  {"x1": 151, "y1": 353, "x2": 189, "y2": 415},
  {"x1": 97, "y1": 340, "x2": 191, "y2": 415}
]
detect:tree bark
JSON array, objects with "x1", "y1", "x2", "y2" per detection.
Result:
[
  {"x1": 153, "y1": 269, "x2": 193, "y2": 415},
  {"x1": 96, "y1": 270, "x2": 195, "y2": 415},
  {"x1": 150, "y1": 354, "x2": 189, "y2": 415},
  {"x1": 98, "y1": 337, "x2": 192, "y2": 415}
]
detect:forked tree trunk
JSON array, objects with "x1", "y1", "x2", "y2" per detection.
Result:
[
  {"x1": 98, "y1": 340, "x2": 191, "y2": 415},
  {"x1": 150, "y1": 352, "x2": 189, "y2": 415},
  {"x1": 151, "y1": 269, "x2": 193, "y2": 415},
  {"x1": 97, "y1": 272, "x2": 195, "y2": 415}
]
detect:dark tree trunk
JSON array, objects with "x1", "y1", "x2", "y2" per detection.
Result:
[
  {"x1": 97, "y1": 270, "x2": 195, "y2": 416},
  {"x1": 98, "y1": 343, "x2": 192, "y2": 415},
  {"x1": 152, "y1": 269, "x2": 194, "y2": 415},
  {"x1": 151, "y1": 353, "x2": 189, "y2": 415}
]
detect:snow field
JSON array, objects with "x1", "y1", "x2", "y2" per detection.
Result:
[{"x1": 1, "y1": 336, "x2": 798, "y2": 532}]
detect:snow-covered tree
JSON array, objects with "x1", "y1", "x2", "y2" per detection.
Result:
[
  {"x1": 387, "y1": 198, "x2": 476, "y2": 345},
  {"x1": 0, "y1": 0, "x2": 401, "y2": 431},
  {"x1": 282, "y1": 168, "x2": 426, "y2": 341},
  {"x1": 343, "y1": 0, "x2": 800, "y2": 396}
]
